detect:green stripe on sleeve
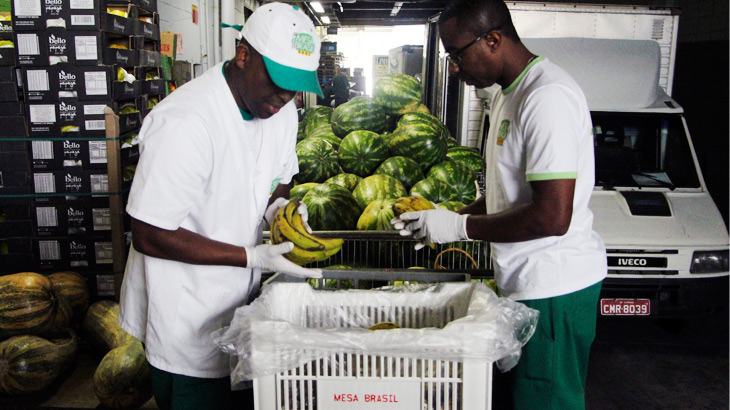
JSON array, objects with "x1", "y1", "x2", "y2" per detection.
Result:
[{"x1": 526, "y1": 172, "x2": 578, "y2": 181}]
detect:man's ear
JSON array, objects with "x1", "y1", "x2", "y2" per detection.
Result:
[
  {"x1": 233, "y1": 43, "x2": 251, "y2": 69},
  {"x1": 485, "y1": 30, "x2": 502, "y2": 50}
]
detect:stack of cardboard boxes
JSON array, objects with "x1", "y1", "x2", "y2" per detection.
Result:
[{"x1": 0, "y1": 0, "x2": 163, "y2": 302}]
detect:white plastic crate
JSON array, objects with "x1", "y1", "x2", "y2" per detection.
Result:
[{"x1": 248, "y1": 283, "x2": 496, "y2": 410}]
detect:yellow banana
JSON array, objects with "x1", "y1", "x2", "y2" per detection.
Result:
[
  {"x1": 288, "y1": 206, "x2": 343, "y2": 251},
  {"x1": 392, "y1": 195, "x2": 435, "y2": 217},
  {"x1": 270, "y1": 216, "x2": 285, "y2": 244},
  {"x1": 275, "y1": 204, "x2": 326, "y2": 251},
  {"x1": 284, "y1": 243, "x2": 341, "y2": 266}
]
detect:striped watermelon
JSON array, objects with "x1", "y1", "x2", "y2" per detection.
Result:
[
  {"x1": 388, "y1": 116, "x2": 447, "y2": 171},
  {"x1": 295, "y1": 138, "x2": 341, "y2": 183},
  {"x1": 410, "y1": 178, "x2": 460, "y2": 203},
  {"x1": 0, "y1": 272, "x2": 57, "y2": 338},
  {"x1": 302, "y1": 106, "x2": 333, "y2": 135},
  {"x1": 330, "y1": 96, "x2": 387, "y2": 138},
  {"x1": 290, "y1": 183, "x2": 319, "y2": 202},
  {"x1": 373, "y1": 74, "x2": 423, "y2": 115},
  {"x1": 373, "y1": 156, "x2": 424, "y2": 190},
  {"x1": 306, "y1": 123, "x2": 342, "y2": 150},
  {"x1": 357, "y1": 199, "x2": 397, "y2": 231},
  {"x1": 447, "y1": 137, "x2": 458, "y2": 148},
  {"x1": 427, "y1": 160, "x2": 478, "y2": 204},
  {"x1": 437, "y1": 200, "x2": 467, "y2": 212},
  {"x1": 352, "y1": 174, "x2": 408, "y2": 210},
  {"x1": 325, "y1": 173, "x2": 362, "y2": 192},
  {"x1": 447, "y1": 146, "x2": 485, "y2": 172},
  {"x1": 338, "y1": 130, "x2": 389, "y2": 177},
  {"x1": 302, "y1": 183, "x2": 361, "y2": 230},
  {"x1": 297, "y1": 120, "x2": 307, "y2": 141}
]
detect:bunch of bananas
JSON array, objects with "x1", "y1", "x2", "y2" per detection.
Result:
[
  {"x1": 270, "y1": 200, "x2": 343, "y2": 266},
  {"x1": 392, "y1": 195, "x2": 435, "y2": 217}
]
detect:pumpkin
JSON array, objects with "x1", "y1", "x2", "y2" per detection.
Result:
[
  {"x1": 43, "y1": 296, "x2": 73, "y2": 336},
  {"x1": 50, "y1": 328, "x2": 79, "y2": 375},
  {"x1": 48, "y1": 271, "x2": 89, "y2": 320},
  {"x1": 0, "y1": 272, "x2": 57, "y2": 338},
  {"x1": 93, "y1": 341, "x2": 153, "y2": 409},
  {"x1": 0, "y1": 335, "x2": 62, "y2": 395},
  {"x1": 83, "y1": 300, "x2": 136, "y2": 354}
]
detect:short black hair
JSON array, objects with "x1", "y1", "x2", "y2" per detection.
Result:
[{"x1": 439, "y1": 0, "x2": 519, "y2": 42}]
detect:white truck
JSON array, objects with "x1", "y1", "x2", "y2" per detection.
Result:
[{"x1": 434, "y1": 2, "x2": 728, "y2": 317}]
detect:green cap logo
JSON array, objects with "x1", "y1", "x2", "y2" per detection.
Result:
[{"x1": 292, "y1": 33, "x2": 314, "y2": 56}]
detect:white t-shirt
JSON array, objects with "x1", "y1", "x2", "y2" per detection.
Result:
[
  {"x1": 119, "y1": 62, "x2": 299, "y2": 378},
  {"x1": 485, "y1": 57, "x2": 607, "y2": 301}
]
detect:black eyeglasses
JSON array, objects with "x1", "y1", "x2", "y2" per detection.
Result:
[{"x1": 445, "y1": 29, "x2": 498, "y2": 66}]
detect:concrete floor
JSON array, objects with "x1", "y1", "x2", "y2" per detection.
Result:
[{"x1": 0, "y1": 309, "x2": 727, "y2": 410}]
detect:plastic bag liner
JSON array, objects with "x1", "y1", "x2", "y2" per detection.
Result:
[{"x1": 212, "y1": 282, "x2": 538, "y2": 389}]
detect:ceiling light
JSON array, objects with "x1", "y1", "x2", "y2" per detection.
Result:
[
  {"x1": 390, "y1": 2, "x2": 403, "y2": 16},
  {"x1": 321, "y1": 15, "x2": 331, "y2": 24},
  {"x1": 311, "y1": 2, "x2": 325, "y2": 13}
]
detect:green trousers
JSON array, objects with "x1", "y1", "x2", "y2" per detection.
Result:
[
  {"x1": 494, "y1": 281, "x2": 602, "y2": 410},
  {"x1": 148, "y1": 365, "x2": 254, "y2": 410}
]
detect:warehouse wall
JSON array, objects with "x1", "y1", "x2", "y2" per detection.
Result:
[{"x1": 671, "y1": 0, "x2": 729, "y2": 226}]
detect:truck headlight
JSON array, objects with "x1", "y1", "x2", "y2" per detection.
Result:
[{"x1": 690, "y1": 250, "x2": 729, "y2": 273}]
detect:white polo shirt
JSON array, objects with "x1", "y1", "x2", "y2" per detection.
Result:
[
  {"x1": 485, "y1": 57, "x2": 607, "y2": 301},
  {"x1": 119, "y1": 62, "x2": 299, "y2": 378}
]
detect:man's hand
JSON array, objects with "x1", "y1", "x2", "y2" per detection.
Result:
[
  {"x1": 245, "y1": 243, "x2": 322, "y2": 278},
  {"x1": 392, "y1": 209, "x2": 469, "y2": 250}
]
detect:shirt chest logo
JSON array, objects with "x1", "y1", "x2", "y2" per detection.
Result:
[{"x1": 496, "y1": 119, "x2": 510, "y2": 146}]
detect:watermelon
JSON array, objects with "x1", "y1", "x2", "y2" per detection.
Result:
[
  {"x1": 383, "y1": 114, "x2": 399, "y2": 133},
  {"x1": 388, "y1": 116, "x2": 447, "y2": 171},
  {"x1": 373, "y1": 156, "x2": 424, "y2": 190},
  {"x1": 295, "y1": 138, "x2": 341, "y2": 183},
  {"x1": 330, "y1": 96, "x2": 387, "y2": 138},
  {"x1": 338, "y1": 130, "x2": 389, "y2": 177},
  {"x1": 437, "y1": 200, "x2": 467, "y2": 212},
  {"x1": 447, "y1": 146, "x2": 485, "y2": 172},
  {"x1": 296, "y1": 120, "x2": 307, "y2": 141},
  {"x1": 302, "y1": 183, "x2": 361, "y2": 230},
  {"x1": 306, "y1": 123, "x2": 342, "y2": 150},
  {"x1": 447, "y1": 136, "x2": 459, "y2": 148},
  {"x1": 427, "y1": 160, "x2": 478, "y2": 204},
  {"x1": 352, "y1": 174, "x2": 408, "y2": 210},
  {"x1": 290, "y1": 183, "x2": 319, "y2": 202},
  {"x1": 357, "y1": 199, "x2": 397, "y2": 231},
  {"x1": 325, "y1": 173, "x2": 362, "y2": 192},
  {"x1": 302, "y1": 106, "x2": 333, "y2": 135},
  {"x1": 410, "y1": 178, "x2": 460, "y2": 203},
  {"x1": 373, "y1": 73, "x2": 423, "y2": 115}
]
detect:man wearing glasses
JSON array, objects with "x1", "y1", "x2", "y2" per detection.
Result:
[{"x1": 392, "y1": 0, "x2": 607, "y2": 409}]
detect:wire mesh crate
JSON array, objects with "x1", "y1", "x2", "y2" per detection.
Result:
[{"x1": 250, "y1": 283, "x2": 494, "y2": 410}]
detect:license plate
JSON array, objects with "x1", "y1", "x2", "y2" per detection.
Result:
[{"x1": 600, "y1": 298, "x2": 651, "y2": 316}]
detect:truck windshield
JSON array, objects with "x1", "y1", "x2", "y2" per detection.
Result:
[{"x1": 592, "y1": 112, "x2": 700, "y2": 189}]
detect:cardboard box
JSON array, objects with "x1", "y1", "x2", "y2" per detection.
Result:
[
  {"x1": 30, "y1": 138, "x2": 109, "y2": 170},
  {"x1": 0, "y1": 219, "x2": 32, "y2": 237},
  {"x1": 142, "y1": 77, "x2": 164, "y2": 96},
  {"x1": 0, "y1": 46, "x2": 14, "y2": 66},
  {"x1": 13, "y1": 27, "x2": 71, "y2": 66},
  {"x1": 10, "y1": 0, "x2": 64, "y2": 31},
  {"x1": 80, "y1": 99, "x2": 142, "y2": 135},
  {"x1": 0, "y1": 100, "x2": 23, "y2": 115},
  {"x1": 0, "y1": 66, "x2": 16, "y2": 82},
  {"x1": 0, "y1": 80, "x2": 18, "y2": 101},
  {"x1": 0, "y1": 116, "x2": 27, "y2": 136},
  {"x1": 173, "y1": 60, "x2": 192, "y2": 86},
  {"x1": 22, "y1": 64, "x2": 117, "y2": 102},
  {"x1": 33, "y1": 236, "x2": 114, "y2": 270},
  {"x1": 25, "y1": 99, "x2": 81, "y2": 136},
  {"x1": 33, "y1": 199, "x2": 112, "y2": 236},
  {"x1": 132, "y1": 0, "x2": 157, "y2": 13},
  {"x1": 160, "y1": 31, "x2": 176, "y2": 58},
  {"x1": 73, "y1": 32, "x2": 138, "y2": 66},
  {"x1": 137, "y1": 49, "x2": 160, "y2": 67},
  {"x1": 0, "y1": 139, "x2": 28, "y2": 152},
  {"x1": 32, "y1": 168, "x2": 109, "y2": 195},
  {"x1": 12, "y1": 0, "x2": 137, "y2": 35},
  {"x1": 134, "y1": 17, "x2": 159, "y2": 40},
  {"x1": 0, "y1": 151, "x2": 31, "y2": 188},
  {"x1": 0, "y1": 237, "x2": 33, "y2": 272}
]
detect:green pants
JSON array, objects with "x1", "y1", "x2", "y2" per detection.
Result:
[
  {"x1": 148, "y1": 365, "x2": 254, "y2": 410},
  {"x1": 494, "y1": 281, "x2": 602, "y2": 410}
]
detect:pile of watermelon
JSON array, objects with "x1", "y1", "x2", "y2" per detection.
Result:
[{"x1": 293, "y1": 73, "x2": 485, "y2": 231}]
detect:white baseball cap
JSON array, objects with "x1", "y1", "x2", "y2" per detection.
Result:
[{"x1": 242, "y1": 3, "x2": 323, "y2": 97}]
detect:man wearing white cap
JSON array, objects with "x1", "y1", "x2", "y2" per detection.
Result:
[{"x1": 118, "y1": 3, "x2": 323, "y2": 409}]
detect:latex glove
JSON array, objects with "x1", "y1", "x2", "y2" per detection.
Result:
[
  {"x1": 245, "y1": 243, "x2": 323, "y2": 278},
  {"x1": 392, "y1": 209, "x2": 469, "y2": 250},
  {"x1": 297, "y1": 201, "x2": 313, "y2": 234},
  {"x1": 264, "y1": 197, "x2": 289, "y2": 225}
]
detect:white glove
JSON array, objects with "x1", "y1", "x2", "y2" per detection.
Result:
[
  {"x1": 245, "y1": 243, "x2": 323, "y2": 278},
  {"x1": 264, "y1": 197, "x2": 289, "y2": 225},
  {"x1": 296, "y1": 201, "x2": 313, "y2": 233},
  {"x1": 391, "y1": 209, "x2": 469, "y2": 250}
]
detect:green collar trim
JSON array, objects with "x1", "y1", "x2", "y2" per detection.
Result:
[
  {"x1": 502, "y1": 56, "x2": 544, "y2": 95},
  {"x1": 222, "y1": 61, "x2": 254, "y2": 121}
]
